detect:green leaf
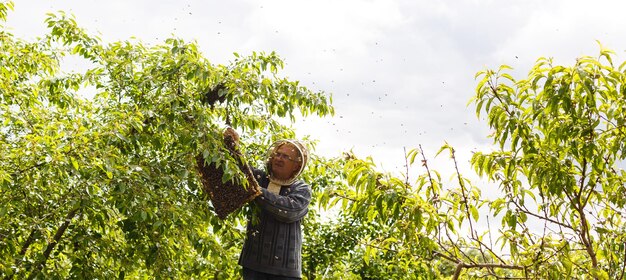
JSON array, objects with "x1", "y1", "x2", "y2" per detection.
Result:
[
  {"x1": 71, "y1": 157, "x2": 79, "y2": 170},
  {"x1": 469, "y1": 205, "x2": 479, "y2": 222}
]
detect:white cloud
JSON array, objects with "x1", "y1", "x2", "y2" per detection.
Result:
[
  {"x1": 7, "y1": 0, "x2": 626, "y2": 175},
  {"x1": 495, "y1": 0, "x2": 626, "y2": 68}
]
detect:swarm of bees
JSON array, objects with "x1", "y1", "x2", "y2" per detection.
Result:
[
  {"x1": 195, "y1": 134, "x2": 261, "y2": 219},
  {"x1": 201, "y1": 83, "x2": 227, "y2": 107}
]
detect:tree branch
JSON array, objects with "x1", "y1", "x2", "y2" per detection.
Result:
[
  {"x1": 618, "y1": 244, "x2": 626, "y2": 279},
  {"x1": 418, "y1": 145, "x2": 439, "y2": 207},
  {"x1": 452, "y1": 262, "x2": 525, "y2": 280},
  {"x1": 26, "y1": 207, "x2": 79, "y2": 280},
  {"x1": 512, "y1": 199, "x2": 572, "y2": 229},
  {"x1": 3, "y1": 229, "x2": 38, "y2": 280},
  {"x1": 575, "y1": 155, "x2": 598, "y2": 272},
  {"x1": 403, "y1": 146, "x2": 410, "y2": 186}
]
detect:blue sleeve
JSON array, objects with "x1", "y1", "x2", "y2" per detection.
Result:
[{"x1": 254, "y1": 182, "x2": 311, "y2": 223}]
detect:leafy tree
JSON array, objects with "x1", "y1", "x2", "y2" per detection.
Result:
[
  {"x1": 470, "y1": 44, "x2": 626, "y2": 279},
  {"x1": 308, "y1": 46, "x2": 626, "y2": 279},
  {"x1": 4, "y1": 1, "x2": 626, "y2": 279},
  {"x1": 0, "y1": 2, "x2": 332, "y2": 279}
]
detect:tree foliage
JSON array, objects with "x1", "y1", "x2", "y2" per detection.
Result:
[
  {"x1": 0, "y1": 4, "x2": 332, "y2": 279},
  {"x1": 311, "y1": 45, "x2": 626, "y2": 279},
  {"x1": 2, "y1": 2, "x2": 626, "y2": 279},
  {"x1": 470, "y1": 44, "x2": 626, "y2": 279}
]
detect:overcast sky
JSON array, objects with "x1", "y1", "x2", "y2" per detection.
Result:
[{"x1": 6, "y1": 0, "x2": 626, "y2": 175}]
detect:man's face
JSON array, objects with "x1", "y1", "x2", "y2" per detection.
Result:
[{"x1": 270, "y1": 143, "x2": 301, "y2": 181}]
